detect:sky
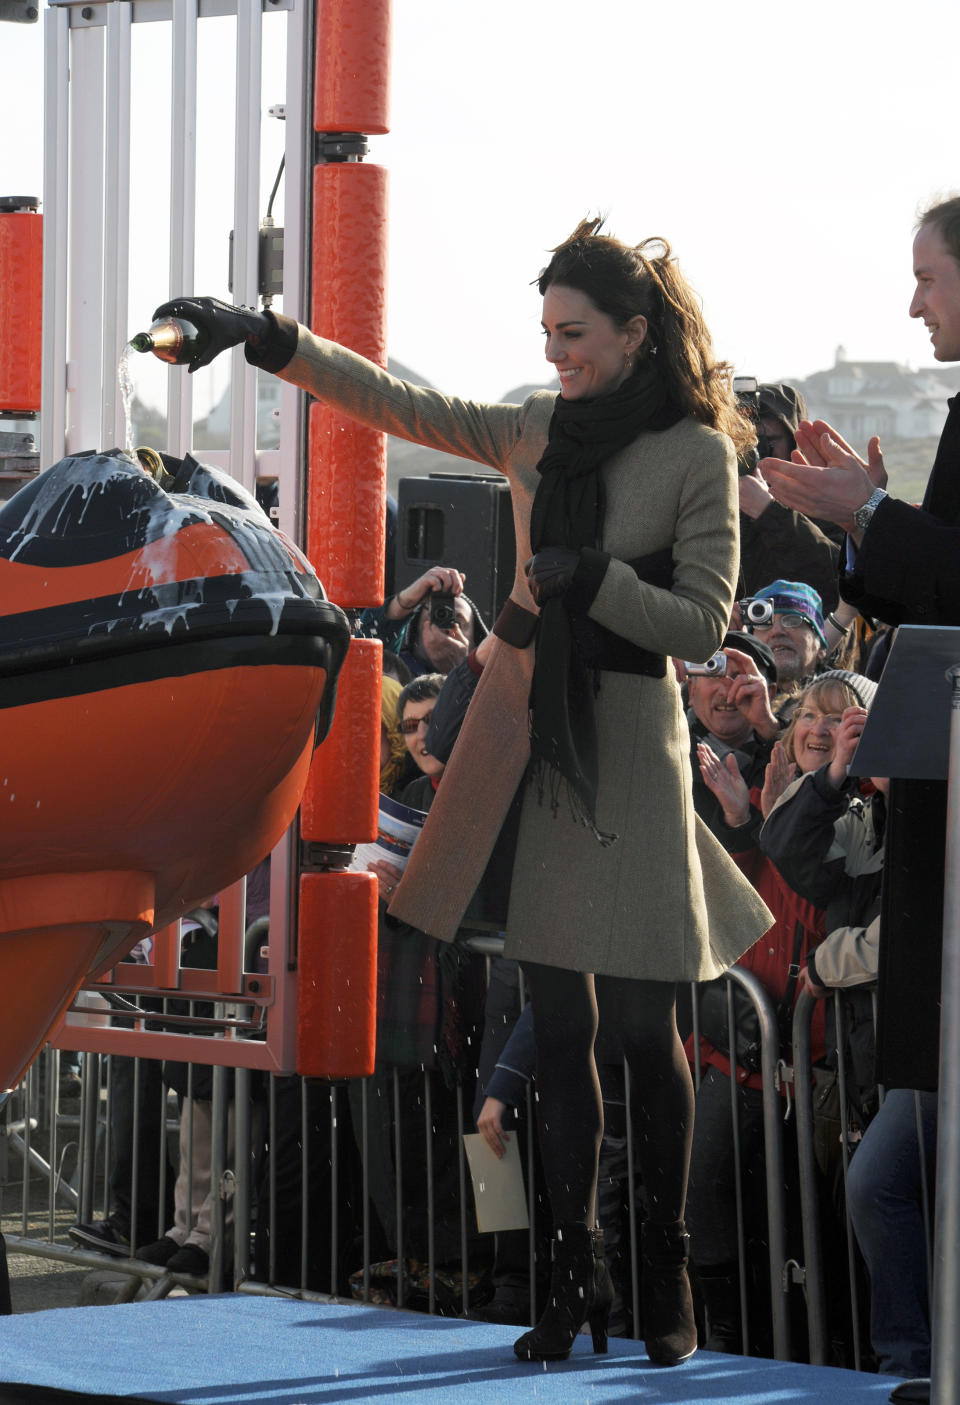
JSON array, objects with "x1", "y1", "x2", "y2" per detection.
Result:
[{"x1": 2, "y1": 0, "x2": 960, "y2": 415}]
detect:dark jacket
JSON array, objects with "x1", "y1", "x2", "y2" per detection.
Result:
[
  {"x1": 739, "y1": 502, "x2": 841, "y2": 612},
  {"x1": 836, "y1": 396, "x2": 960, "y2": 1089}
]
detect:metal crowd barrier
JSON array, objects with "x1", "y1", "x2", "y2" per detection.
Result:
[{"x1": 2, "y1": 961, "x2": 890, "y2": 1376}]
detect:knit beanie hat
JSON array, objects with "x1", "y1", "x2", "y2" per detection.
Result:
[
  {"x1": 752, "y1": 579, "x2": 827, "y2": 648},
  {"x1": 816, "y1": 669, "x2": 878, "y2": 710}
]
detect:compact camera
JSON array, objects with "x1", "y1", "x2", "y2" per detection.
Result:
[
  {"x1": 684, "y1": 652, "x2": 727, "y2": 677},
  {"x1": 740, "y1": 597, "x2": 774, "y2": 627},
  {"x1": 428, "y1": 591, "x2": 457, "y2": 629}
]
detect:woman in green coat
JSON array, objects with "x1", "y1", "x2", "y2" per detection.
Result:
[{"x1": 154, "y1": 220, "x2": 772, "y2": 1366}]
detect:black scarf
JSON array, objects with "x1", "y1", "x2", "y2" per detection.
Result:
[{"x1": 529, "y1": 359, "x2": 678, "y2": 842}]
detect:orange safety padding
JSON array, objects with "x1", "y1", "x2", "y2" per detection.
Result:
[
  {"x1": 300, "y1": 635, "x2": 380, "y2": 843},
  {"x1": 306, "y1": 404, "x2": 385, "y2": 608},
  {"x1": 310, "y1": 163, "x2": 388, "y2": 362},
  {"x1": 296, "y1": 869, "x2": 377, "y2": 1078},
  {"x1": 0, "y1": 209, "x2": 42, "y2": 413},
  {"x1": 308, "y1": 163, "x2": 388, "y2": 605},
  {"x1": 314, "y1": 0, "x2": 391, "y2": 136}
]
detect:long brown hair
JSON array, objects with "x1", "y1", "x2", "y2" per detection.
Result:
[{"x1": 536, "y1": 217, "x2": 754, "y2": 455}]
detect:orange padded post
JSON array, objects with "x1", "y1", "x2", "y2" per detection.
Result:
[
  {"x1": 307, "y1": 163, "x2": 388, "y2": 606},
  {"x1": 0, "y1": 202, "x2": 42, "y2": 413},
  {"x1": 297, "y1": 870, "x2": 377, "y2": 1078},
  {"x1": 300, "y1": 636, "x2": 381, "y2": 844},
  {"x1": 314, "y1": 0, "x2": 391, "y2": 136},
  {"x1": 298, "y1": 0, "x2": 391, "y2": 1080}
]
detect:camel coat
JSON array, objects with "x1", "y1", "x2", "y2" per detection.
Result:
[{"x1": 279, "y1": 330, "x2": 773, "y2": 980}]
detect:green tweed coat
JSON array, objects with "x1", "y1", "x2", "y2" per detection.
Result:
[{"x1": 279, "y1": 330, "x2": 773, "y2": 980}]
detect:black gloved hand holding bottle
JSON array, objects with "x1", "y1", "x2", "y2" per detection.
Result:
[{"x1": 148, "y1": 297, "x2": 272, "y2": 372}]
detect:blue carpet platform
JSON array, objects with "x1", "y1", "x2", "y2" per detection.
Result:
[{"x1": 0, "y1": 1296, "x2": 901, "y2": 1404}]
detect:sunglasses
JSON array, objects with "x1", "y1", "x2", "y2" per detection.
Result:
[{"x1": 400, "y1": 710, "x2": 434, "y2": 735}]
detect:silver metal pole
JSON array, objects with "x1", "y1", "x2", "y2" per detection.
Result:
[
  {"x1": 209, "y1": 1056, "x2": 228, "y2": 1292},
  {"x1": 728, "y1": 965, "x2": 792, "y2": 1360},
  {"x1": 101, "y1": 0, "x2": 132, "y2": 453},
  {"x1": 931, "y1": 666, "x2": 960, "y2": 1404},
  {"x1": 77, "y1": 1053, "x2": 100, "y2": 1225},
  {"x1": 792, "y1": 988, "x2": 827, "y2": 1363},
  {"x1": 725, "y1": 977, "x2": 751, "y2": 1356},
  {"x1": 41, "y1": 6, "x2": 70, "y2": 470},
  {"x1": 229, "y1": 0, "x2": 262, "y2": 492},
  {"x1": 66, "y1": 21, "x2": 105, "y2": 456},
  {"x1": 233, "y1": 1066, "x2": 252, "y2": 1289},
  {"x1": 835, "y1": 991, "x2": 864, "y2": 1371},
  {"x1": 424, "y1": 1071, "x2": 435, "y2": 1315},
  {"x1": 167, "y1": 0, "x2": 199, "y2": 457}
]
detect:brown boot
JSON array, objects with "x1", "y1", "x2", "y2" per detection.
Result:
[{"x1": 641, "y1": 1219, "x2": 697, "y2": 1366}]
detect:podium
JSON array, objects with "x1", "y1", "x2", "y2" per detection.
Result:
[{"x1": 852, "y1": 625, "x2": 960, "y2": 1405}]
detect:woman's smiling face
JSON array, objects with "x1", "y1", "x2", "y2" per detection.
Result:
[
  {"x1": 541, "y1": 284, "x2": 646, "y2": 401},
  {"x1": 791, "y1": 696, "x2": 843, "y2": 774}
]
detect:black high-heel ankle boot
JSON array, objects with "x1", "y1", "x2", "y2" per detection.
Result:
[
  {"x1": 513, "y1": 1222, "x2": 613, "y2": 1362},
  {"x1": 641, "y1": 1219, "x2": 698, "y2": 1366}
]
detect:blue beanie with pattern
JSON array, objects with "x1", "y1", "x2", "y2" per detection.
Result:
[{"x1": 753, "y1": 579, "x2": 827, "y2": 648}]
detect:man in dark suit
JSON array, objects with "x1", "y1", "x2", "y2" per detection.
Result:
[
  {"x1": 760, "y1": 196, "x2": 960, "y2": 1392},
  {"x1": 761, "y1": 195, "x2": 960, "y2": 1093}
]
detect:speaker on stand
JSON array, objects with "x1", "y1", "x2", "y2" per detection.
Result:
[{"x1": 395, "y1": 473, "x2": 515, "y2": 629}]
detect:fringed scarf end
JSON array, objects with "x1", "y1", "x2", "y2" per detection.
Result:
[{"x1": 528, "y1": 758, "x2": 619, "y2": 847}]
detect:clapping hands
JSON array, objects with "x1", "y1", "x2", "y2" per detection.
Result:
[{"x1": 759, "y1": 419, "x2": 887, "y2": 537}]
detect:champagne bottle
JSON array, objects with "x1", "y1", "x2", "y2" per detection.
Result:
[{"x1": 129, "y1": 317, "x2": 208, "y2": 365}]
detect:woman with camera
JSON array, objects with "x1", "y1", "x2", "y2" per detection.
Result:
[{"x1": 152, "y1": 219, "x2": 772, "y2": 1366}]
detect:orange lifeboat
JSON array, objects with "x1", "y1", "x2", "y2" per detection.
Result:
[{"x1": 0, "y1": 449, "x2": 349, "y2": 1091}]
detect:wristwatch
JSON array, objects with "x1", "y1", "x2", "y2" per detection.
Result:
[{"x1": 853, "y1": 487, "x2": 888, "y2": 533}]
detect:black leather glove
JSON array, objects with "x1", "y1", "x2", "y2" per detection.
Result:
[
  {"x1": 151, "y1": 297, "x2": 271, "y2": 373},
  {"x1": 524, "y1": 547, "x2": 580, "y2": 606}
]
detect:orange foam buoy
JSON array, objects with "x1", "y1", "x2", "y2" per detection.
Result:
[
  {"x1": 297, "y1": 869, "x2": 377, "y2": 1079},
  {"x1": 0, "y1": 450, "x2": 350, "y2": 1089},
  {"x1": 0, "y1": 199, "x2": 42, "y2": 414},
  {"x1": 307, "y1": 162, "x2": 388, "y2": 607},
  {"x1": 313, "y1": 0, "x2": 392, "y2": 137},
  {"x1": 300, "y1": 635, "x2": 381, "y2": 845}
]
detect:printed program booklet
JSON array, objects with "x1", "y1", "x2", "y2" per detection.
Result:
[{"x1": 350, "y1": 791, "x2": 428, "y2": 875}]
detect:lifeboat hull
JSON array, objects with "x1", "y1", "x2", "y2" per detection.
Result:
[{"x1": 0, "y1": 450, "x2": 350, "y2": 1089}]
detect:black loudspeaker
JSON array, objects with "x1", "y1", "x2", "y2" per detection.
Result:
[{"x1": 395, "y1": 473, "x2": 515, "y2": 630}]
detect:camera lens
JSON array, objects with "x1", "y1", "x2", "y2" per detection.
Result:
[{"x1": 745, "y1": 598, "x2": 774, "y2": 625}]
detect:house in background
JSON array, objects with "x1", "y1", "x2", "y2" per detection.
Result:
[{"x1": 796, "y1": 346, "x2": 959, "y2": 444}]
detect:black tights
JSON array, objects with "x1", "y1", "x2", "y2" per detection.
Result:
[{"x1": 521, "y1": 962, "x2": 694, "y2": 1227}]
